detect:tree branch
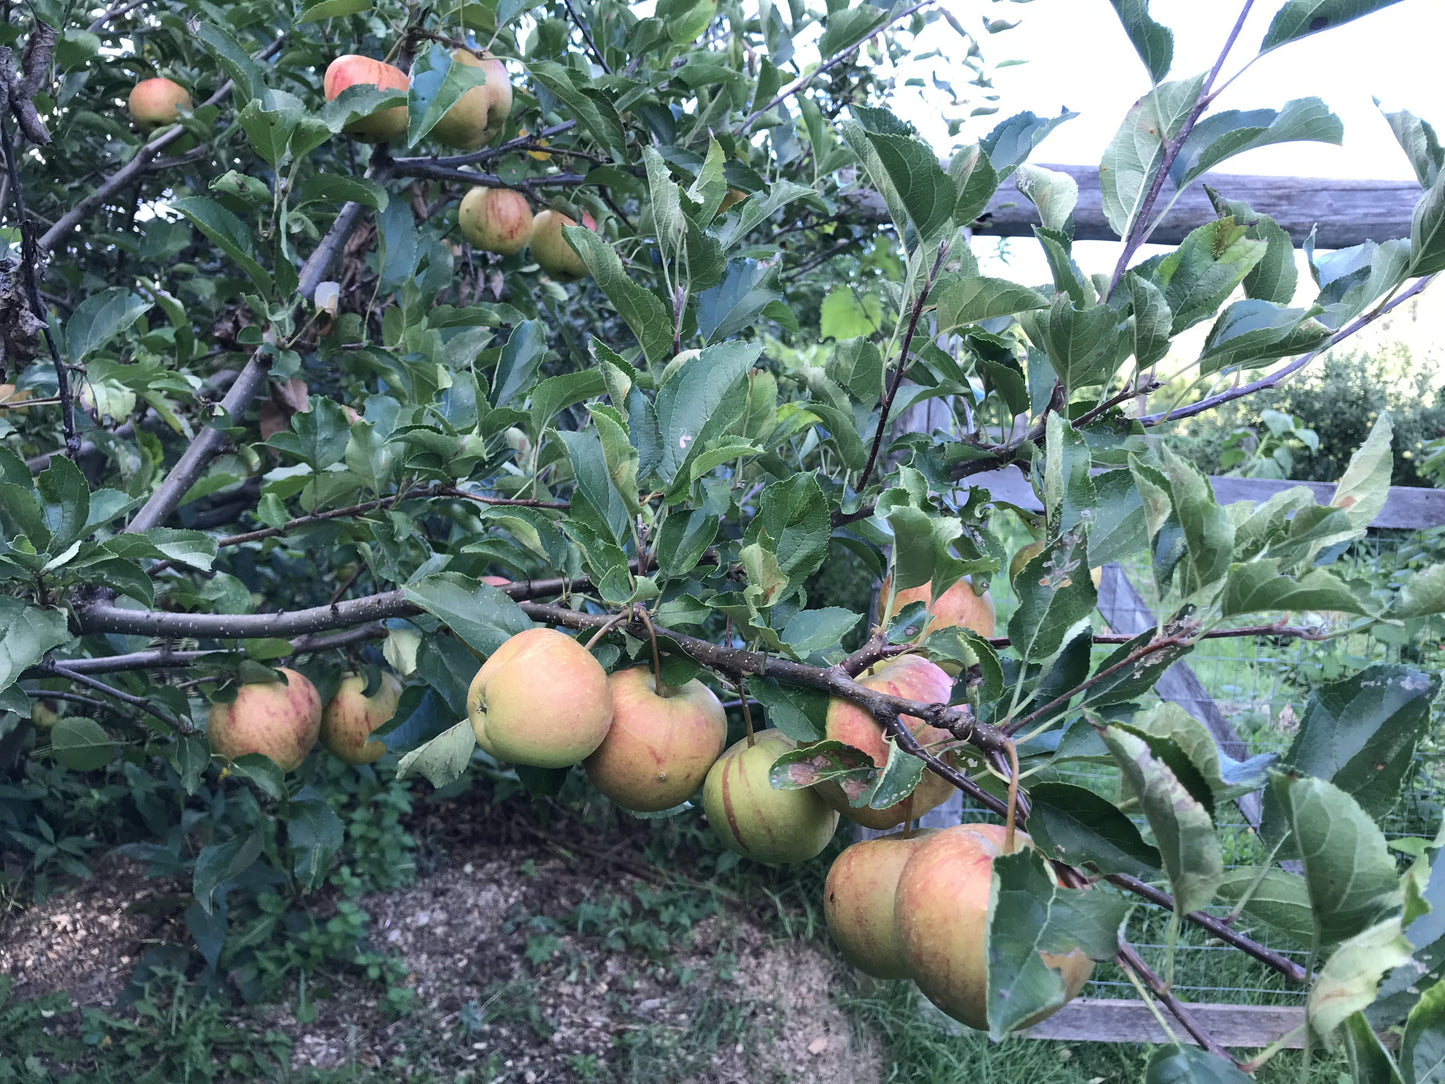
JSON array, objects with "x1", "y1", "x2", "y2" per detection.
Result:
[
  {"x1": 1116, "y1": 942, "x2": 1239, "y2": 1063},
  {"x1": 1140, "y1": 276, "x2": 1433, "y2": 426},
  {"x1": 560, "y1": 0, "x2": 612, "y2": 74}
]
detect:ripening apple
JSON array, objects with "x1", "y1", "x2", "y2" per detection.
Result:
[
  {"x1": 323, "y1": 55, "x2": 409, "y2": 143},
  {"x1": 529, "y1": 208, "x2": 596, "y2": 280},
  {"x1": 878, "y1": 574, "x2": 996, "y2": 641},
  {"x1": 128, "y1": 78, "x2": 191, "y2": 129},
  {"x1": 207, "y1": 667, "x2": 323, "y2": 772},
  {"x1": 585, "y1": 668, "x2": 727, "y2": 812},
  {"x1": 702, "y1": 730, "x2": 839, "y2": 864},
  {"x1": 824, "y1": 829, "x2": 938, "y2": 979},
  {"x1": 459, "y1": 187, "x2": 532, "y2": 255},
  {"x1": 895, "y1": 823, "x2": 1094, "y2": 1031},
  {"x1": 467, "y1": 627, "x2": 612, "y2": 768},
  {"x1": 818, "y1": 654, "x2": 957, "y2": 830},
  {"x1": 320, "y1": 672, "x2": 403, "y2": 765},
  {"x1": 430, "y1": 50, "x2": 512, "y2": 149}
]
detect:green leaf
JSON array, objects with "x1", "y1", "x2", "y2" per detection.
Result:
[
  {"x1": 1015, "y1": 165, "x2": 1078, "y2": 233},
  {"x1": 1007, "y1": 528, "x2": 1096, "y2": 664},
  {"x1": 827, "y1": 339, "x2": 884, "y2": 403},
  {"x1": 780, "y1": 607, "x2": 860, "y2": 658},
  {"x1": 1042, "y1": 412, "x2": 1094, "y2": 536},
  {"x1": 1026, "y1": 781, "x2": 1162, "y2": 878},
  {"x1": 0, "y1": 598, "x2": 70, "y2": 696},
  {"x1": 1087, "y1": 469, "x2": 1149, "y2": 568},
  {"x1": 1149, "y1": 217, "x2": 1268, "y2": 333},
  {"x1": 193, "y1": 830, "x2": 264, "y2": 914},
  {"x1": 557, "y1": 428, "x2": 630, "y2": 543},
  {"x1": 297, "y1": 0, "x2": 371, "y2": 21},
  {"x1": 747, "y1": 473, "x2": 830, "y2": 582},
  {"x1": 981, "y1": 110, "x2": 1078, "y2": 180},
  {"x1": 50, "y1": 717, "x2": 113, "y2": 771},
  {"x1": 1126, "y1": 702, "x2": 1275, "y2": 806},
  {"x1": 987, "y1": 850, "x2": 1127, "y2": 1039},
  {"x1": 103, "y1": 528, "x2": 217, "y2": 571},
  {"x1": 283, "y1": 792, "x2": 345, "y2": 893},
  {"x1": 1160, "y1": 444, "x2": 1234, "y2": 597},
  {"x1": 1216, "y1": 867, "x2": 1317, "y2": 945},
  {"x1": 35, "y1": 454, "x2": 90, "y2": 552},
  {"x1": 1310, "y1": 917, "x2": 1413, "y2": 1043},
  {"x1": 525, "y1": 61, "x2": 625, "y2": 157},
  {"x1": 1400, "y1": 979, "x2": 1445, "y2": 1084},
  {"x1": 194, "y1": 21, "x2": 265, "y2": 105},
  {"x1": 746, "y1": 676, "x2": 827, "y2": 743},
  {"x1": 654, "y1": 341, "x2": 758, "y2": 486},
  {"x1": 492, "y1": 320, "x2": 547, "y2": 408},
  {"x1": 1272, "y1": 772, "x2": 1404, "y2": 948},
  {"x1": 1172, "y1": 98, "x2": 1343, "y2": 188},
  {"x1": 841, "y1": 115, "x2": 957, "y2": 241},
  {"x1": 1197, "y1": 300, "x2": 1330, "y2": 375},
  {"x1": 1345, "y1": 1011, "x2": 1404, "y2": 1084},
  {"x1": 1221, "y1": 560, "x2": 1374, "y2": 617},
  {"x1": 402, "y1": 573, "x2": 533, "y2": 658},
  {"x1": 1021, "y1": 296, "x2": 1127, "y2": 390},
  {"x1": 819, "y1": 287, "x2": 883, "y2": 341},
  {"x1": 1107, "y1": 0, "x2": 1173, "y2": 82},
  {"x1": 697, "y1": 259, "x2": 785, "y2": 344},
  {"x1": 1144, "y1": 1045, "x2": 1255, "y2": 1084},
  {"x1": 1383, "y1": 107, "x2": 1443, "y2": 189},
  {"x1": 1330, "y1": 413, "x2": 1394, "y2": 536},
  {"x1": 1100, "y1": 725, "x2": 1223, "y2": 915},
  {"x1": 935, "y1": 277, "x2": 1049, "y2": 333},
  {"x1": 64, "y1": 289, "x2": 150, "y2": 364},
  {"x1": 1205, "y1": 194, "x2": 1299, "y2": 305},
  {"x1": 655, "y1": 508, "x2": 717, "y2": 578},
  {"x1": 563, "y1": 228, "x2": 673, "y2": 367},
  {"x1": 1261, "y1": 0, "x2": 1407, "y2": 51},
  {"x1": 1099, "y1": 75, "x2": 1205, "y2": 239},
  {"x1": 170, "y1": 197, "x2": 273, "y2": 296},
  {"x1": 1126, "y1": 272, "x2": 1173, "y2": 367},
  {"x1": 1269, "y1": 664, "x2": 1440, "y2": 823},
  {"x1": 1392, "y1": 563, "x2": 1445, "y2": 619}
]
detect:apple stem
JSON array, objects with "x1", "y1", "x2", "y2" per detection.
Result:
[
  {"x1": 582, "y1": 610, "x2": 629, "y2": 650},
  {"x1": 736, "y1": 677, "x2": 756, "y2": 746},
  {"x1": 634, "y1": 605, "x2": 665, "y2": 698},
  {"x1": 1003, "y1": 739, "x2": 1020, "y2": 853},
  {"x1": 902, "y1": 795, "x2": 915, "y2": 839}
]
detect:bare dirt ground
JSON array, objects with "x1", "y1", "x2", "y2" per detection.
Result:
[{"x1": 0, "y1": 786, "x2": 883, "y2": 1083}]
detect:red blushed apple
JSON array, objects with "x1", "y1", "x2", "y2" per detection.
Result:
[
  {"x1": 895, "y1": 823, "x2": 1094, "y2": 1031},
  {"x1": 208, "y1": 667, "x2": 323, "y2": 772},
  {"x1": 467, "y1": 627, "x2": 612, "y2": 768},
  {"x1": 702, "y1": 730, "x2": 839, "y2": 864},
  {"x1": 878, "y1": 574, "x2": 997, "y2": 641},
  {"x1": 320, "y1": 672, "x2": 403, "y2": 766},
  {"x1": 819, "y1": 654, "x2": 957, "y2": 830},
  {"x1": 323, "y1": 55, "x2": 409, "y2": 143},
  {"x1": 824, "y1": 829, "x2": 938, "y2": 979},
  {"x1": 585, "y1": 668, "x2": 727, "y2": 812},
  {"x1": 459, "y1": 187, "x2": 532, "y2": 255},
  {"x1": 128, "y1": 78, "x2": 191, "y2": 129}
]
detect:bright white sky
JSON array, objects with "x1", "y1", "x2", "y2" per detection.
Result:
[{"x1": 898, "y1": 0, "x2": 1444, "y2": 180}]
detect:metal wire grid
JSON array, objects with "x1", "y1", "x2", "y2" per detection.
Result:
[{"x1": 969, "y1": 528, "x2": 1445, "y2": 1006}]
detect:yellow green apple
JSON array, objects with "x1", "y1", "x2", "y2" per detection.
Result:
[
  {"x1": 320, "y1": 672, "x2": 403, "y2": 765},
  {"x1": 702, "y1": 730, "x2": 839, "y2": 864},
  {"x1": 824, "y1": 828, "x2": 938, "y2": 979}
]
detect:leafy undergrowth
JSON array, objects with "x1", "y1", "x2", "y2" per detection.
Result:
[{"x1": 0, "y1": 775, "x2": 1350, "y2": 1083}]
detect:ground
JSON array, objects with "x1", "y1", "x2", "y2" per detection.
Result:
[{"x1": 0, "y1": 783, "x2": 883, "y2": 1083}]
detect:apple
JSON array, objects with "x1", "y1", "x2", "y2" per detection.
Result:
[
  {"x1": 459, "y1": 187, "x2": 532, "y2": 255},
  {"x1": 895, "y1": 823, "x2": 1093, "y2": 1031},
  {"x1": 878, "y1": 574, "x2": 996, "y2": 641},
  {"x1": 430, "y1": 50, "x2": 511, "y2": 149},
  {"x1": 824, "y1": 829, "x2": 938, "y2": 979},
  {"x1": 702, "y1": 729, "x2": 839, "y2": 864},
  {"x1": 128, "y1": 78, "x2": 191, "y2": 129},
  {"x1": 529, "y1": 208, "x2": 596, "y2": 280},
  {"x1": 818, "y1": 654, "x2": 957, "y2": 830},
  {"x1": 320, "y1": 672, "x2": 403, "y2": 765},
  {"x1": 0, "y1": 384, "x2": 33, "y2": 412},
  {"x1": 207, "y1": 667, "x2": 323, "y2": 772},
  {"x1": 323, "y1": 55, "x2": 409, "y2": 143},
  {"x1": 1011, "y1": 539, "x2": 1103, "y2": 589},
  {"x1": 585, "y1": 667, "x2": 727, "y2": 812},
  {"x1": 467, "y1": 627, "x2": 612, "y2": 768}
]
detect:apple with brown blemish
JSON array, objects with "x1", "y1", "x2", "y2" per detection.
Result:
[
  {"x1": 207, "y1": 667, "x2": 323, "y2": 772},
  {"x1": 585, "y1": 667, "x2": 727, "y2": 812},
  {"x1": 702, "y1": 729, "x2": 839, "y2": 864}
]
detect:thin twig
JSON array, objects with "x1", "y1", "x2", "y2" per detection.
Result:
[
  {"x1": 1116, "y1": 943, "x2": 1238, "y2": 1061},
  {"x1": 561, "y1": 0, "x2": 612, "y2": 74},
  {"x1": 45, "y1": 661, "x2": 193, "y2": 733}
]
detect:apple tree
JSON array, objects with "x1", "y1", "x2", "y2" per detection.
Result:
[{"x1": 3, "y1": 0, "x2": 1445, "y2": 1075}]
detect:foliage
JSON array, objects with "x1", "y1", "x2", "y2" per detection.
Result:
[{"x1": 2, "y1": 0, "x2": 1445, "y2": 1078}]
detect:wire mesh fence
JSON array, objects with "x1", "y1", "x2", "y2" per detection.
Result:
[{"x1": 974, "y1": 521, "x2": 1445, "y2": 1010}]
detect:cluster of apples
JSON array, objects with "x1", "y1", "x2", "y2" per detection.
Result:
[
  {"x1": 322, "y1": 50, "x2": 511, "y2": 149},
  {"x1": 207, "y1": 666, "x2": 402, "y2": 770},
  {"x1": 457, "y1": 190, "x2": 596, "y2": 279}
]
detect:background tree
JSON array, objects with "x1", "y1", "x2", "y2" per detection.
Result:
[{"x1": 3, "y1": 0, "x2": 1445, "y2": 1078}]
